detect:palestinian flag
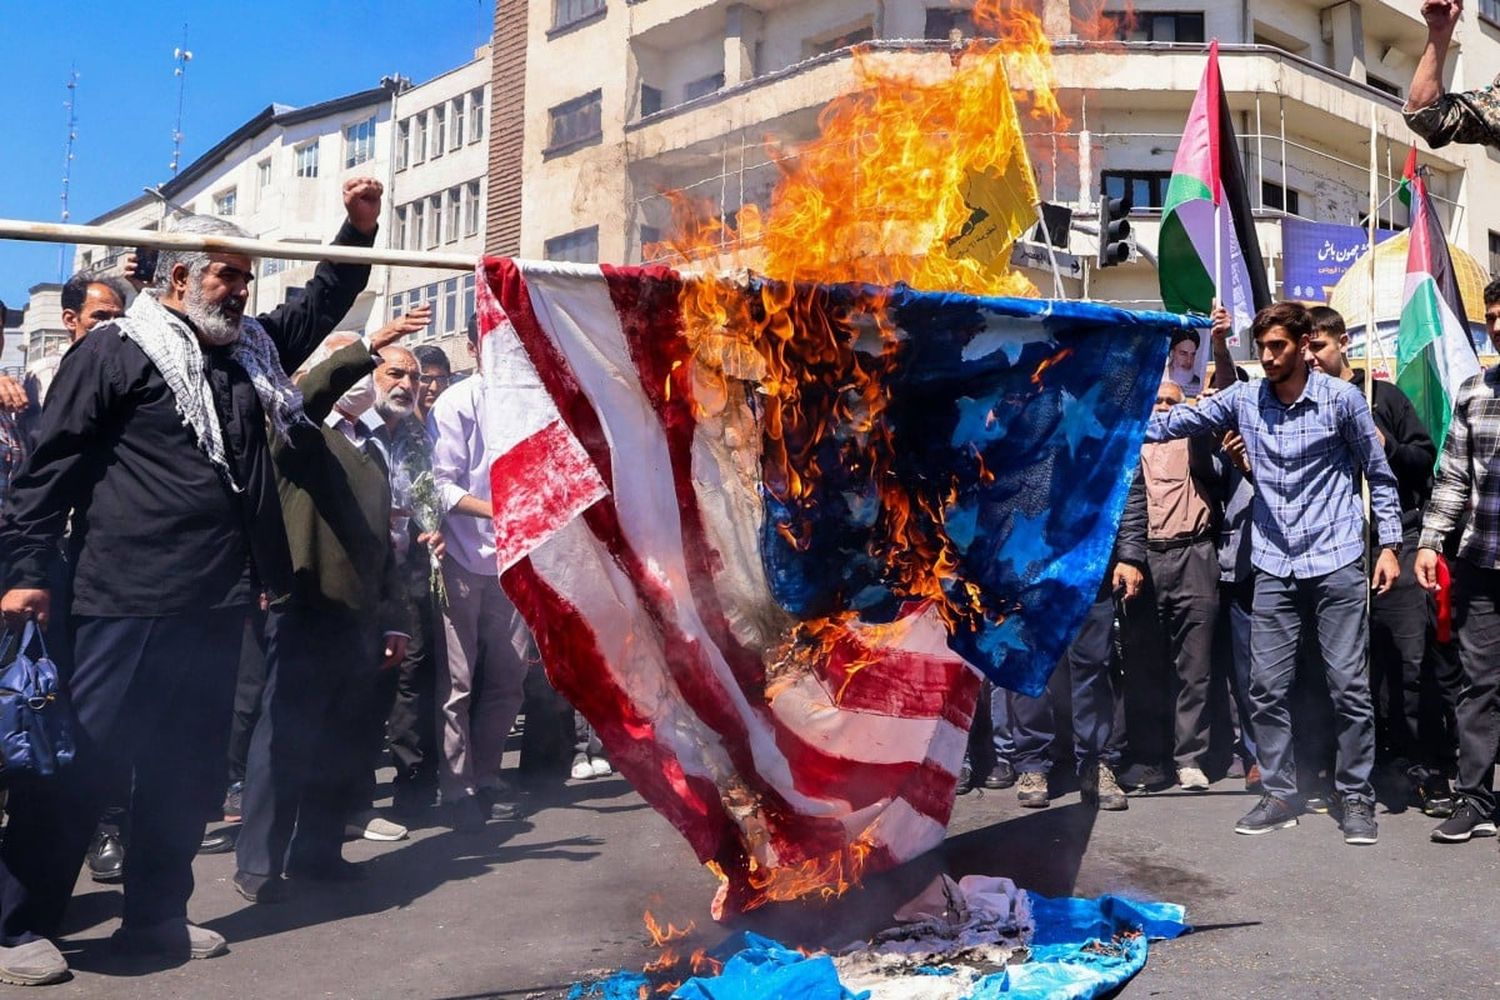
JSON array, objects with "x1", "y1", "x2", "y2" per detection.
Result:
[
  {"x1": 1396, "y1": 165, "x2": 1481, "y2": 458},
  {"x1": 1397, "y1": 147, "x2": 1418, "y2": 208},
  {"x1": 1159, "y1": 40, "x2": 1271, "y2": 332}
]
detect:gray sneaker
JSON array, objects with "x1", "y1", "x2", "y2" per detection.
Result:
[
  {"x1": 112, "y1": 920, "x2": 227, "y2": 960},
  {"x1": 1082, "y1": 762, "x2": 1129, "y2": 811},
  {"x1": 0, "y1": 939, "x2": 68, "y2": 986}
]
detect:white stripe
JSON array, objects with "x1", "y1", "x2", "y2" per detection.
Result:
[{"x1": 864, "y1": 797, "x2": 951, "y2": 865}]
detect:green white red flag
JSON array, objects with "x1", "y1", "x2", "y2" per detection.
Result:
[
  {"x1": 1158, "y1": 40, "x2": 1271, "y2": 334},
  {"x1": 1396, "y1": 165, "x2": 1480, "y2": 458}
]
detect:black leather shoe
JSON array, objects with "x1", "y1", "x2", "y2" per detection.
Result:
[
  {"x1": 477, "y1": 786, "x2": 524, "y2": 822},
  {"x1": 957, "y1": 756, "x2": 976, "y2": 795},
  {"x1": 984, "y1": 760, "x2": 1017, "y2": 790},
  {"x1": 86, "y1": 830, "x2": 125, "y2": 883},
  {"x1": 198, "y1": 829, "x2": 235, "y2": 855}
]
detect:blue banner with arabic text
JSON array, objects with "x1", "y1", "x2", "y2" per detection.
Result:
[{"x1": 1281, "y1": 218, "x2": 1396, "y2": 303}]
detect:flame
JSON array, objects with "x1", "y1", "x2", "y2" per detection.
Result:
[
  {"x1": 643, "y1": 949, "x2": 680, "y2": 975},
  {"x1": 659, "y1": 3, "x2": 1070, "y2": 913},
  {"x1": 689, "y1": 949, "x2": 723, "y2": 977},
  {"x1": 643, "y1": 909, "x2": 695, "y2": 947}
]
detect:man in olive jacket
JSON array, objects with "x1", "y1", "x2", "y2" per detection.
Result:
[{"x1": 234, "y1": 327, "x2": 416, "y2": 903}]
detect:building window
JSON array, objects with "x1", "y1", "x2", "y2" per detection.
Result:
[
  {"x1": 462, "y1": 273, "x2": 475, "y2": 325},
  {"x1": 469, "y1": 89, "x2": 485, "y2": 142},
  {"x1": 432, "y1": 106, "x2": 446, "y2": 159},
  {"x1": 683, "y1": 73, "x2": 725, "y2": 102},
  {"x1": 925, "y1": 8, "x2": 977, "y2": 40},
  {"x1": 1101, "y1": 170, "x2": 1172, "y2": 210},
  {"x1": 446, "y1": 187, "x2": 462, "y2": 244},
  {"x1": 295, "y1": 141, "x2": 319, "y2": 178},
  {"x1": 545, "y1": 226, "x2": 600, "y2": 264},
  {"x1": 390, "y1": 291, "x2": 405, "y2": 321},
  {"x1": 394, "y1": 206, "x2": 408, "y2": 251},
  {"x1": 396, "y1": 119, "x2": 410, "y2": 171},
  {"x1": 808, "y1": 24, "x2": 875, "y2": 57},
  {"x1": 1113, "y1": 12, "x2": 1205, "y2": 43},
  {"x1": 261, "y1": 257, "x2": 290, "y2": 278},
  {"x1": 554, "y1": 0, "x2": 605, "y2": 30},
  {"x1": 1484, "y1": 0, "x2": 1500, "y2": 24},
  {"x1": 1262, "y1": 180, "x2": 1302, "y2": 216},
  {"x1": 257, "y1": 159, "x2": 272, "y2": 194},
  {"x1": 428, "y1": 194, "x2": 443, "y2": 248},
  {"x1": 465, "y1": 180, "x2": 482, "y2": 236},
  {"x1": 426, "y1": 281, "x2": 442, "y2": 341},
  {"x1": 213, "y1": 187, "x2": 237, "y2": 216},
  {"x1": 1366, "y1": 75, "x2": 1402, "y2": 99},
  {"x1": 449, "y1": 97, "x2": 465, "y2": 149},
  {"x1": 547, "y1": 91, "x2": 602, "y2": 151},
  {"x1": 1489, "y1": 231, "x2": 1500, "y2": 278},
  {"x1": 640, "y1": 85, "x2": 663, "y2": 117},
  {"x1": 414, "y1": 113, "x2": 428, "y2": 165},
  {"x1": 442, "y1": 278, "x2": 459, "y2": 334},
  {"x1": 344, "y1": 115, "x2": 378, "y2": 168},
  {"x1": 411, "y1": 200, "x2": 426, "y2": 248}
]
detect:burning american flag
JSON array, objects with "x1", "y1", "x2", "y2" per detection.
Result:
[{"x1": 476, "y1": 257, "x2": 1198, "y2": 915}]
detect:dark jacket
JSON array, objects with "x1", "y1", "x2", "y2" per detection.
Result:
[
  {"x1": 0, "y1": 222, "x2": 375, "y2": 616},
  {"x1": 1351, "y1": 370, "x2": 1436, "y2": 531},
  {"x1": 272, "y1": 341, "x2": 409, "y2": 633}
]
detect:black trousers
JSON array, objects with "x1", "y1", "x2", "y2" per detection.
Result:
[
  {"x1": 1146, "y1": 539, "x2": 1219, "y2": 770},
  {"x1": 226, "y1": 610, "x2": 269, "y2": 786},
  {"x1": 1370, "y1": 539, "x2": 1454, "y2": 773},
  {"x1": 236, "y1": 607, "x2": 378, "y2": 877},
  {"x1": 0, "y1": 609, "x2": 246, "y2": 945},
  {"x1": 386, "y1": 586, "x2": 440, "y2": 789},
  {"x1": 1450, "y1": 559, "x2": 1500, "y2": 814}
]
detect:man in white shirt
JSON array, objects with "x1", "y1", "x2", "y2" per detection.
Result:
[{"x1": 427, "y1": 318, "x2": 532, "y2": 831}]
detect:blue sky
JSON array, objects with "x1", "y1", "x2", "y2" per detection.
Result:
[{"x1": 0, "y1": 1, "x2": 493, "y2": 308}]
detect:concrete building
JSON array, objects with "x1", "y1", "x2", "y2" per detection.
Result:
[
  {"x1": 487, "y1": 0, "x2": 1500, "y2": 360},
  {"x1": 16, "y1": 284, "x2": 66, "y2": 371},
  {"x1": 68, "y1": 48, "x2": 493, "y2": 370}
]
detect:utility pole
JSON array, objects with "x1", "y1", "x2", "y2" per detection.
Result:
[
  {"x1": 58, "y1": 67, "x2": 78, "y2": 280},
  {"x1": 169, "y1": 26, "x2": 193, "y2": 176}
]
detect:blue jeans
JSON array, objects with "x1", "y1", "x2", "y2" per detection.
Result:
[
  {"x1": 989, "y1": 682, "x2": 1016, "y2": 763},
  {"x1": 1010, "y1": 594, "x2": 1119, "y2": 774},
  {"x1": 1249, "y1": 562, "x2": 1375, "y2": 805}
]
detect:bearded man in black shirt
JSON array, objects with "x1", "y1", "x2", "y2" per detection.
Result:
[{"x1": 0, "y1": 178, "x2": 384, "y2": 984}]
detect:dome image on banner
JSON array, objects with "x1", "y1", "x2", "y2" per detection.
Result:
[{"x1": 1328, "y1": 230, "x2": 1493, "y2": 366}]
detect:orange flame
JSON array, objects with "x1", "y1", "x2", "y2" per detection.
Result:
[{"x1": 643, "y1": 909, "x2": 695, "y2": 947}]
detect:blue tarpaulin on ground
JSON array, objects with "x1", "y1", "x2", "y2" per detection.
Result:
[{"x1": 567, "y1": 893, "x2": 1189, "y2": 1000}]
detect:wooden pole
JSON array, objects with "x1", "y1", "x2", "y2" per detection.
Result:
[{"x1": 0, "y1": 218, "x2": 474, "y2": 271}]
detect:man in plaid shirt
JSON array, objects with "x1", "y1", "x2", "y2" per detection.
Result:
[
  {"x1": 1146, "y1": 301, "x2": 1402, "y2": 846},
  {"x1": 1416, "y1": 277, "x2": 1500, "y2": 845}
]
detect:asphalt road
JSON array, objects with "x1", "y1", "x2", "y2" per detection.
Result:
[{"x1": 5, "y1": 762, "x2": 1499, "y2": 1000}]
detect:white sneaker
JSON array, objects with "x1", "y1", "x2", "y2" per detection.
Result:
[
  {"x1": 0, "y1": 939, "x2": 68, "y2": 985},
  {"x1": 344, "y1": 811, "x2": 408, "y2": 842},
  {"x1": 571, "y1": 752, "x2": 594, "y2": 780},
  {"x1": 590, "y1": 755, "x2": 613, "y2": 777},
  {"x1": 1178, "y1": 766, "x2": 1211, "y2": 791}
]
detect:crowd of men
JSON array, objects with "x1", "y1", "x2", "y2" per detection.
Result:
[
  {"x1": 961, "y1": 293, "x2": 1500, "y2": 854},
  {"x1": 0, "y1": 180, "x2": 611, "y2": 986}
]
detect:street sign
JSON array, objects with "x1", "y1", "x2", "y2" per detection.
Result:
[{"x1": 1009, "y1": 240, "x2": 1084, "y2": 279}]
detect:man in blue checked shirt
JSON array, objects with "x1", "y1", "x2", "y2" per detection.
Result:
[{"x1": 1145, "y1": 301, "x2": 1402, "y2": 846}]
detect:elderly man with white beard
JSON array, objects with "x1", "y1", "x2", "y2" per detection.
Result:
[
  {"x1": 357, "y1": 333, "x2": 450, "y2": 821},
  {"x1": 0, "y1": 178, "x2": 385, "y2": 984}
]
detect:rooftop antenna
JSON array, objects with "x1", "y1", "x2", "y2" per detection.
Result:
[
  {"x1": 169, "y1": 26, "x2": 193, "y2": 176},
  {"x1": 59, "y1": 67, "x2": 78, "y2": 280}
]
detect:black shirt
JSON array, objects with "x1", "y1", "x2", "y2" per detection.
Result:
[
  {"x1": 1351, "y1": 370, "x2": 1437, "y2": 530},
  {"x1": 1, "y1": 222, "x2": 375, "y2": 617}
]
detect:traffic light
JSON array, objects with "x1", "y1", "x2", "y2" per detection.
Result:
[{"x1": 1098, "y1": 187, "x2": 1132, "y2": 267}]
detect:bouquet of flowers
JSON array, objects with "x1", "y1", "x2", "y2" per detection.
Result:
[{"x1": 408, "y1": 470, "x2": 448, "y2": 606}]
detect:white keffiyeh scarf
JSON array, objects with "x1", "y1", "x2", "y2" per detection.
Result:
[{"x1": 117, "y1": 291, "x2": 308, "y2": 489}]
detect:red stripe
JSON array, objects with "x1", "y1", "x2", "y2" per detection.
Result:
[
  {"x1": 1206, "y1": 39, "x2": 1221, "y2": 204},
  {"x1": 489, "y1": 418, "x2": 606, "y2": 571},
  {"x1": 818, "y1": 629, "x2": 981, "y2": 730},
  {"x1": 503, "y1": 556, "x2": 740, "y2": 867}
]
